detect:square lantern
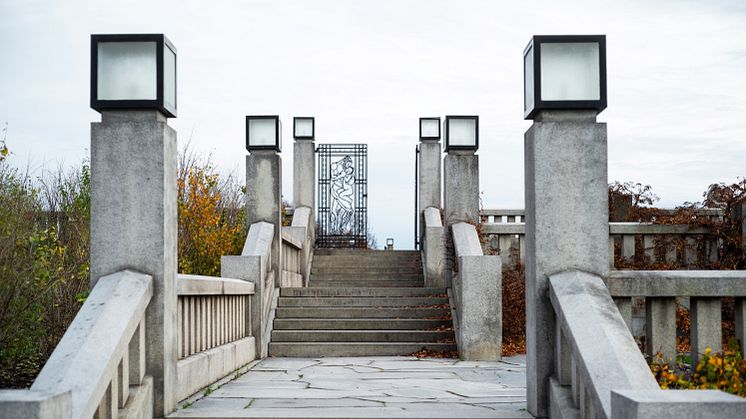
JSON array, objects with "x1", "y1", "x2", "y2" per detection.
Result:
[
  {"x1": 419, "y1": 117, "x2": 441, "y2": 141},
  {"x1": 293, "y1": 117, "x2": 315, "y2": 140},
  {"x1": 91, "y1": 34, "x2": 177, "y2": 117},
  {"x1": 444, "y1": 116, "x2": 479, "y2": 151},
  {"x1": 246, "y1": 116, "x2": 281, "y2": 152},
  {"x1": 523, "y1": 35, "x2": 606, "y2": 120}
]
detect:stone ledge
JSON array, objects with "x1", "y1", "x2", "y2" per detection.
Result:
[
  {"x1": 608, "y1": 270, "x2": 746, "y2": 297},
  {"x1": 177, "y1": 274, "x2": 255, "y2": 296}
]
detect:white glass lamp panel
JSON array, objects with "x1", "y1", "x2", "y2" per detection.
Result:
[
  {"x1": 295, "y1": 119, "x2": 314, "y2": 137},
  {"x1": 164, "y1": 46, "x2": 176, "y2": 110},
  {"x1": 524, "y1": 45, "x2": 534, "y2": 112},
  {"x1": 448, "y1": 119, "x2": 476, "y2": 147},
  {"x1": 540, "y1": 42, "x2": 600, "y2": 101},
  {"x1": 249, "y1": 119, "x2": 277, "y2": 146},
  {"x1": 98, "y1": 42, "x2": 157, "y2": 100},
  {"x1": 420, "y1": 119, "x2": 440, "y2": 138}
]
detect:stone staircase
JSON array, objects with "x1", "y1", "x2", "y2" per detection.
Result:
[{"x1": 268, "y1": 249, "x2": 456, "y2": 356}]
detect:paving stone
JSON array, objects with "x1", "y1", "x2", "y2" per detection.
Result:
[{"x1": 169, "y1": 356, "x2": 528, "y2": 418}]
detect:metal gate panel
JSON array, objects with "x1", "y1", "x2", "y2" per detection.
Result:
[{"x1": 316, "y1": 144, "x2": 368, "y2": 248}]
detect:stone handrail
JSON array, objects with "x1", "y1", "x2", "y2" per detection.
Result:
[
  {"x1": 280, "y1": 206, "x2": 314, "y2": 287},
  {"x1": 221, "y1": 221, "x2": 276, "y2": 359},
  {"x1": 421, "y1": 206, "x2": 445, "y2": 288},
  {"x1": 175, "y1": 274, "x2": 255, "y2": 402},
  {"x1": 450, "y1": 222, "x2": 501, "y2": 360},
  {"x1": 0, "y1": 270, "x2": 153, "y2": 419},
  {"x1": 548, "y1": 270, "x2": 661, "y2": 418},
  {"x1": 549, "y1": 270, "x2": 746, "y2": 418},
  {"x1": 480, "y1": 211, "x2": 722, "y2": 268},
  {"x1": 607, "y1": 270, "x2": 746, "y2": 365}
]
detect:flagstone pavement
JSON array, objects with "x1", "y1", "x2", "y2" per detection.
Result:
[{"x1": 170, "y1": 355, "x2": 532, "y2": 418}]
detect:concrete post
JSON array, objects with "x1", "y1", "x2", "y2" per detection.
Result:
[
  {"x1": 524, "y1": 110, "x2": 609, "y2": 417},
  {"x1": 443, "y1": 150, "x2": 479, "y2": 226},
  {"x1": 293, "y1": 138, "x2": 315, "y2": 239},
  {"x1": 90, "y1": 110, "x2": 178, "y2": 416},
  {"x1": 246, "y1": 150, "x2": 282, "y2": 288},
  {"x1": 418, "y1": 139, "x2": 442, "y2": 236},
  {"x1": 443, "y1": 150, "x2": 479, "y2": 288}
]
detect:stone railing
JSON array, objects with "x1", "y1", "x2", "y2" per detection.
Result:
[
  {"x1": 221, "y1": 221, "x2": 277, "y2": 359},
  {"x1": 547, "y1": 270, "x2": 746, "y2": 419},
  {"x1": 450, "y1": 222, "x2": 501, "y2": 360},
  {"x1": 280, "y1": 206, "x2": 314, "y2": 287},
  {"x1": 175, "y1": 274, "x2": 255, "y2": 402},
  {"x1": 480, "y1": 209, "x2": 724, "y2": 268},
  {"x1": 0, "y1": 270, "x2": 154, "y2": 419},
  {"x1": 421, "y1": 206, "x2": 445, "y2": 288},
  {"x1": 607, "y1": 270, "x2": 746, "y2": 365}
]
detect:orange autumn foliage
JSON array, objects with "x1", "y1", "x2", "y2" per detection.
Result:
[{"x1": 177, "y1": 149, "x2": 245, "y2": 276}]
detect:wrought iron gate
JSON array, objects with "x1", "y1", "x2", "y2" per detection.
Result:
[{"x1": 316, "y1": 144, "x2": 368, "y2": 248}]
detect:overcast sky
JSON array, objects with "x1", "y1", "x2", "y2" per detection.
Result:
[{"x1": 1, "y1": 0, "x2": 745, "y2": 249}]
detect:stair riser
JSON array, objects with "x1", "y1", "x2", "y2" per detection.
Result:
[
  {"x1": 312, "y1": 268, "x2": 423, "y2": 274},
  {"x1": 268, "y1": 343, "x2": 457, "y2": 357},
  {"x1": 275, "y1": 307, "x2": 450, "y2": 319},
  {"x1": 313, "y1": 250, "x2": 420, "y2": 256},
  {"x1": 278, "y1": 297, "x2": 448, "y2": 307},
  {"x1": 280, "y1": 288, "x2": 446, "y2": 297},
  {"x1": 311, "y1": 275, "x2": 424, "y2": 282},
  {"x1": 273, "y1": 319, "x2": 452, "y2": 330},
  {"x1": 309, "y1": 281, "x2": 424, "y2": 288},
  {"x1": 271, "y1": 331, "x2": 454, "y2": 342}
]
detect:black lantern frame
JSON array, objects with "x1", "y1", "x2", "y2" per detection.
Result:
[
  {"x1": 419, "y1": 117, "x2": 441, "y2": 141},
  {"x1": 90, "y1": 34, "x2": 177, "y2": 117},
  {"x1": 523, "y1": 35, "x2": 607, "y2": 120},
  {"x1": 444, "y1": 115, "x2": 479, "y2": 152},
  {"x1": 293, "y1": 117, "x2": 315, "y2": 140},
  {"x1": 246, "y1": 115, "x2": 282, "y2": 152}
]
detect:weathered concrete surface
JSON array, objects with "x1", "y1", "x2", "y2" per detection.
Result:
[
  {"x1": 31, "y1": 270, "x2": 153, "y2": 419},
  {"x1": 176, "y1": 274, "x2": 255, "y2": 295},
  {"x1": 293, "y1": 139, "x2": 315, "y2": 211},
  {"x1": 691, "y1": 297, "x2": 722, "y2": 365},
  {"x1": 549, "y1": 271, "x2": 658, "y2": 419},
  {"x1": 607, "y1": 270, "x2": 746, "y2": 297},
  {"x1": 0, "y1": 390, "x2": 71, "y2": 419},
  {"x1": 221, "y1": 254, "x2": 266, "y2": 358},
  {"x1": 645, "y1": 297, "x2": 677, "y2": 362},
  {"x1": 443, "y1": 152, "x2": 479, "y2": 226},
  {"x1": 524, "y1": 110, "x2": 609, "y2": 417},
  {"x1": 176, "y1": 337, "x2": 256, "y2": 402},
  {"x1": 418, "y1": 140, "x2": 441, "y2": 241},
  {"x1": 90, "y1": 110, "x2": 178, "y2": 416},
  {"x1": 612, "y1": 389, "x2": 746, "y2": 419},
  {"x1": 119, "y1": 376, "x2": 153, "y2": 419},
  {"x1": 423, "y1": 207, "x2": 445, "y2": 288},
  {"x1": 168, "y1": 355, "x2": 530, "y2": 418},
  {"x1": 451, "y1": 222, "x2": 502, "y2": 361},
  {"x1": 246, "y1": 150, "x2": 282, "y2": 291}
]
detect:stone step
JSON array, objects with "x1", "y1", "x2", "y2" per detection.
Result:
[
  {"x1": 271, "y1": 330, "x2": 455, "y2": 342},
  {"x1": 313, "y1": 249, "x2": 420, "y2": 257},
  {"x1": 280, "y1": 287, "x2": 446, "y2": 297},
  {"x1": 268, "y1": 342, "x2": 457, "y2": 357},
  {"x1": 275, "y1": 306, "x2": 450, "y2": 319},
  {"x1": 310, "y1": 274, "x2": 424, "y2": 282},
  {"x1": 308, "y1": 280, "x2": 424, "y2": 288},
  {"x1": 311, "y1": 262, "x2": 422, "y2": 274},
  {"x1": 273, "y1": 318, "x2": 452, "y2": 330},
  {"x1": 277, "y1": 296, "x2": 448, "y2": 307}
]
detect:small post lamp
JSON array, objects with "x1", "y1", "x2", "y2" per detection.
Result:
[
  {"x1": 91, "y1": 34, "x2": 177, "y2": 117},
  {"x1": 246, "y1": 116, "x2": 281, "y2": 152},
  {"x1": 444, "y1": 116, "x2": 478, "y2": 152},
  {"x1": 386, "y1": 238, "x2": 394, "y2": 251},
  {"x1": 293, "y1": 117, "x2": 315, "y2": 140},
  {"x1": 419, "y1": 117, "x2": 441, "y2": 141},
  {"x1": 523, "y1": 35, "x2": 606, "y2": 120}
]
